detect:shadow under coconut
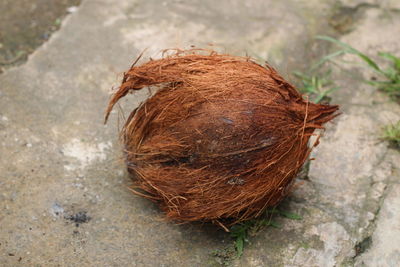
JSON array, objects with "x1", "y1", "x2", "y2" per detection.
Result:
[{"x1": 127, "y1": 175, "x2": 303, "y2": 262}]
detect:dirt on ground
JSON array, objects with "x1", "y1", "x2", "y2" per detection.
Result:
[{"x1": 0, "y1": 0, "x2": 81, "y2": 72}]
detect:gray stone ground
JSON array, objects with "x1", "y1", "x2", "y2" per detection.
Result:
[
  {"x1": 0, "y1": 0, "x2": 399, "y2": 266},
  {"x1": 0, "y1": 0, "x2": 81, "y2": 70}
]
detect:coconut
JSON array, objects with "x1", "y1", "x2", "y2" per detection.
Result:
[{"x1": 105, "y1": 50, "x2": 339, "y2": 226}]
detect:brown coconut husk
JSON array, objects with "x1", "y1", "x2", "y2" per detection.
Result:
[{"x1": 105, "y1": 50, "x2": 339, "y2": 226}]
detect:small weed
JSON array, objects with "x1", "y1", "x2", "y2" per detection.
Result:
[
  {"x1": 229, "y1": 208, "x2": 301, "y2": 258},
  {"x1": 293, "y1": 70, "x2": 339, "y2": 103},
  {"x1": 382, "y1": 121, "x2": 400, "y2": 148},
  {"x1": 316, "y1": 35, "x2": 400, "y2": 100}
]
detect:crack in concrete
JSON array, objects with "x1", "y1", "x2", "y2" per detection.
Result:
[{"x1": 348, "y1": 151, "x2": 398, "y2": 263}]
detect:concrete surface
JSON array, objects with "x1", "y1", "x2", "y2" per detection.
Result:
[
  {"x1": 0, "y1": 0, "x2": 399, "y2": 266},
  {"x1": 0, "y1": 0, "x2": 81, "y2": 70}
]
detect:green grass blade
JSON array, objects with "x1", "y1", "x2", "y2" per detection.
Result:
[
  {"x1": 316, "y1": 35, "x2": 356, "y2": 51},
  {"x1": 278, "y1": 210, "x2": 303, "y2": 220},
  {"x1": 316, "y1": 87, "x2": 339, "y2": 103},
  {"x1": 311, "y1": 50, "x2": 345, "y2": 71},
  {"x1": 235, "y1": 237, "x2": 244, "y2": 257},
  {"x1": 268, "y1": 221, "x2": 281, "y2": 228},
  {"x1": 378, "y1": 52, "x2": 400, "y2": 70},
  {"x1": 293, "y1": 71, "x2": 309, "y2": 81},
  {"x1": 357, "y1": 53, "x2": 381, "y2": 72},
  {"x1": 316, "y1": 35, "x2": 382, "y2": 72}
]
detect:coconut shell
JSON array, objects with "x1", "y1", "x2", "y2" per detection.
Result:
[{"x1": 105, "y1": 50, "x2": 339, "y2": 225}]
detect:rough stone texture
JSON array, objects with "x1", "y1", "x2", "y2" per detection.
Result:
[
  {"x1": 0, "y1": 0, "x2": 81, "y2": 69},
  {"x1": 356, "y1": 184, "x2": 400, "y2": 266},
  {"x1": 0, "y1": 0, "x2": 399, "y2": 266},
  {"x1": 338, "y1": 7, "x2": 400, "y2": 267}
]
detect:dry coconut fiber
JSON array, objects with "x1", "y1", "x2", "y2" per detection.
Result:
[{"x1": 105, "y1": 50, "x2": 339, "y2": 226}]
